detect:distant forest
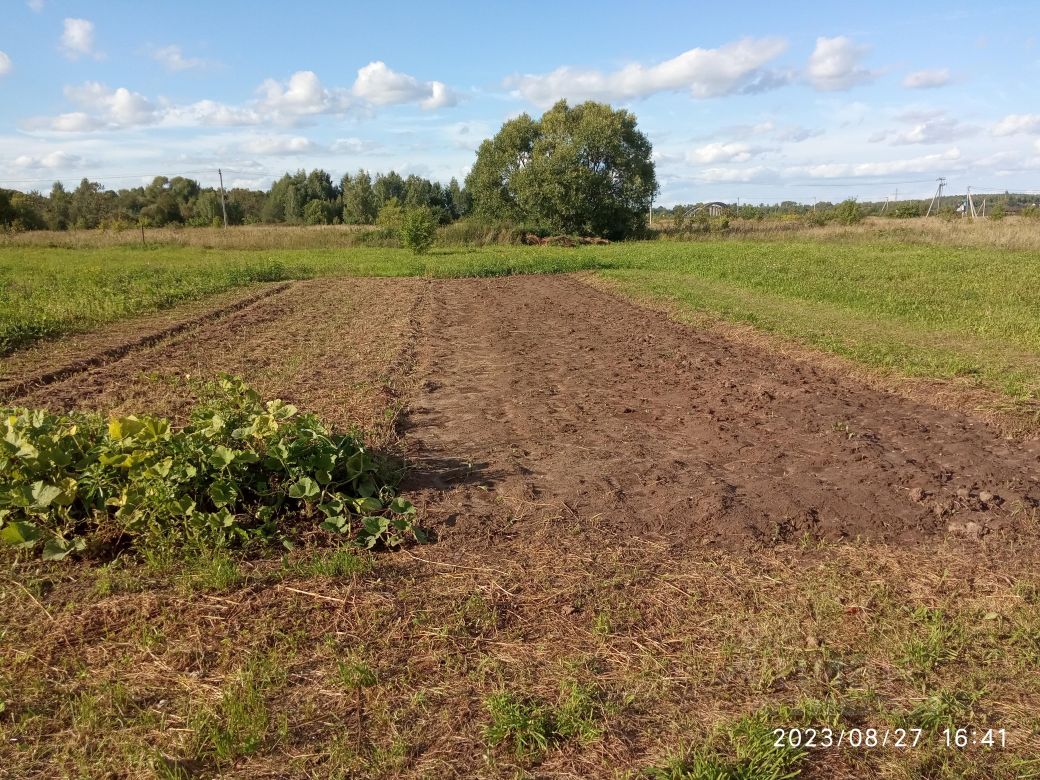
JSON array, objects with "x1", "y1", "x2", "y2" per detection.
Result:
[
  {"x1": 2, "y1": 167, "x2": 1038, "y2": 233},
  {"x1": 0, "y1": 169, "x2": 471, "y2": 232}
]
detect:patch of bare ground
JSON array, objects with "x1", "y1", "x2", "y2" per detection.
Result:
[
  {"x1": 2, "y1": 274, "x2": 1039, "y2": 779},
  {"x1": 1, "y1": 277, "x2": 428, "y2": 445},
  {"x1": 404, "y1": 275, "x2": 1039, "y2": 550},
  {"x1": 581, "y1": 272, "x2": 1040, "y2": 440}
]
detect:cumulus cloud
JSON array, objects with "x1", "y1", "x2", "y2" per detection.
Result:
[
  {"x1": 687, "y1": 142, "x2": 762, "y2": 164},
  {"x1": 992, "y1": 113, "x2": 1040, "y2": 136},
  {"x1": 27, "y1": 0, "x2": 44, "y2": 10},
  {"x1": 352, "y1": 61, "x2": 458, "y2": 109},
  {"x1": 505, "y1": 37, "x2": 789, "y2": 106},
  {"x1": 241, "y1": 134, "x2": 315, "y2": 155},
  {"x1": 873, "y1": 115, "x2": 977, "y2": 145},
  {"x1": 258, "y1": 70, "x2": 352, "y2": 119},
  {"x1": 12, "y1": 150, "x2": 82, "y2": 169},
  {"x1": 64, "y1": 82, "x2": 159, "y2": 127},
  {"x1": 902, "y1": 68, "x2": 951, "y2": 89},
  {"x1": 697, "y1": 165, "x2": 776, "y2": 183},
  {"x1": 806, "y1": 36, "x2": 875, "y2": 91},
  {"x1": 30, "y1": 63, "x2": 458, "y2": 133},
  {"x1": 61, "y1": 18, "x2": 102, "y2": 60},
  {"x1": 162, "y1": 100, "x2": 260, "y2": 128},
  {"x1": 152, "y1": 45, "x2": 209, "y2": 72},
  {"x1": 0, "y1": 51, "x2": 11, "y2": 77},
  {"x1": 330, "y1": 137, "x2": 382, "y2": 154},
  {"x1": 797, "y1": 147, "x2": 961, "y2": 178}
]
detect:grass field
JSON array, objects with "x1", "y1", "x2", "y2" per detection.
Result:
[{"x1": 2, "y1": 237, "x2": 1039, "y2": 406}]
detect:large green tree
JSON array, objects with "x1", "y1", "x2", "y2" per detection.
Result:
[{"x1": 466, "y1": 100, "x2": 657, "y2": 239}]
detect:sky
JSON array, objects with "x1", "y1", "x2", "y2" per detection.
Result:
[{"x1": 1, "y1": 0, "x2": 1039, "y2": 205}]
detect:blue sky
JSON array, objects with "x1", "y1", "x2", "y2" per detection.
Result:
[{"x1": 1, "y1": 0, "x2": 1039, "y2": 204}]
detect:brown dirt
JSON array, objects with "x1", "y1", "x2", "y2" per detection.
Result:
[
  {"x1": 5, "y1": 273, "x2": 1039, "y2": 549},
  {"x1": 2, "y1": 277, "x2": 426, "y2": 442},
  {"x1": 402, "y1": 275, "x2": 1040, "y2": 550}
]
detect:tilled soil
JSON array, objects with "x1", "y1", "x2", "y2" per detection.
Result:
[
  {"x1": 5, "y1": 274, "x2": 1039, "y2": 548},
  {"x1": 402, "y1": 275, "x2": 1040, "y2": 549}
]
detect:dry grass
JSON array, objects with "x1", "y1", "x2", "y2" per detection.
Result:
[
  {"x1": 3, "y1": 534, "x2": 1038, "y2": 779},
  {"x1": 660, "y1": 215, "x2": 1040, "y2": 251},
  {"x1": 3, "y1": 215, "x2": 1039, "y2": 251},
  {"x1": 0, "y1": 223, "x2": 377, "y2": 250}
]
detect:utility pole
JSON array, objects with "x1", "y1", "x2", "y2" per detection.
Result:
[
  {"x1": 218, "y1": 168, "x2": 229, "y2": 229},
  {"x1": 926, "y1": 177, "x2": 946, "y2": 217},
  {"x1": 967, "y1": 186, "x2": 977, "y2": 220}
]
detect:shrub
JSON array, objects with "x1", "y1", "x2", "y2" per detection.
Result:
[
  {"x1": 987, "y1": 203, "x2": 1005, "y2": 221},
  {"x1": 400, "y1": 208, "x2": 436, "y2": 255},
  {"x1": 833, "y1": 198, "x2": 864, "y2": 225},
  {"x1": 0, "y1": 377, "x2": 422, "y2": 561},
  {"x1": 376, "y1": 198, "x2": 405, "y2": 230}
]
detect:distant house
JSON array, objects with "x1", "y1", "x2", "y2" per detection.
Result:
[{"x1": 705, "y1": 201, "x2": 730, "y2": 217}]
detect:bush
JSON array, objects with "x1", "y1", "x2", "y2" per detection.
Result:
[
  {"x1": 802, "y1": 210, "x2": 831, "y2": 227},
  {"x1": 832, "y1": 199, "x2": 864, "y2": 225},
  {"x1": 400, "y1": 208, "x2": 436, "y2": 255},
  {"x1": 1022, "y1": 205, "x2": 1040, "y2": 221},
  {"x1": 987, "y1": 203, "x2": 1005, "y2": 221},
  {"x1": 0, "y1": 377, "x2": 422, "y2": 561},
  {"x1": 376, "y1": 198, "x2": 405, "y2": 230}
]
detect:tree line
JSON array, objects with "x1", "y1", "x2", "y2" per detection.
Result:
[{"x1": 0, "y1": 169, "x2": 472, "y2": 232}]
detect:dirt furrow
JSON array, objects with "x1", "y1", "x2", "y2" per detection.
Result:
[
  {"x1": 403, "y1": 275, "x2": 1040, "y2": 549},
  {"x1": 0, "y1": 282, "x2": 295, "y2": 401}
]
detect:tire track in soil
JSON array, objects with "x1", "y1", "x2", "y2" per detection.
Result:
[
  {"x1": 402, "y1": 275, "x2": 1040, "y2": 550},
  {"x1": 0, "y1": 281, "x2": 293, "y2": 401},
  {"x1": 6, "y1": 278, "x2": 426, "y2": 436}
]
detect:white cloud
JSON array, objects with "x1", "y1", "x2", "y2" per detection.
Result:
[
  {"x1": 30, "y1": 65, "x2": 458, "y2": 134},
  {"x1": 258, "y1": 70, "x2": 352, "y2": 119},
  {"x1": 241, "y1": 134, "x2": 315, "y2": 155},
  {"x1": 877, "y1": 116, "x2": 977, "y2": 145},
  {"x1": 697, "y1": 165, "x2": 775, "y2": 183},
  {"x1": 64, "y1": 82, "x2": 159, "y2": 127},
  {"x1": 1036, "y1": 139, "x2": 1040, "y2": 153},
  {"x1": 687, "y1": 142, "x2": 760, "y2": 164},
  {"x1": 152, "y1": 45, "x2": 209, "y2": 72},
  {"x1": 352, "y1": 61, "x2": 458, "y2": 109},
  {"x1": 330, "y1": 137, "x2": 382, "y2": 154},
  {"x1": 61, "y1": 18, "x2": 102, "y2": 60},
  {"x1": 162, "y1": 100, "x2": 260, "y2": 128},
  {"x1": 505, "y1": 37, "x2": 789, "y2": 106},
  {"x1": 12, "y1": 150, "x2": 82, "y2": 169},
  {"x1": 806, "y1": 36, "x2": 875, "y2": 91},
  {"x1": 27, "y1": 0, "x2": 45, "y2": 11},
  {"x1": 902, "y1": 68, "x2": 951, "y2": 89},
  {"x1": 48, "y1": 111, "x2": 103, "y2": 132},
  {"x1": 992, "y1": 113, "x2": 1040, "y2": 136},
  {"x1": 797, "y1": 147, "x2": 961, "y2": 178},
  {"x1": 0, "y1": 51, "x2": 11, "y2": 77}
]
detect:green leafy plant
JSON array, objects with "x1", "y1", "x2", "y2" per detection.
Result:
[
  {"x1": 400, "y1": 207, "x2": 436, "y2": 255},
  {"x1": 0, "y1": 376, "x2": 423, "y2": 561},
  {"x1": 832, "y1": 198, "x2": 864, "y2": 226}
]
